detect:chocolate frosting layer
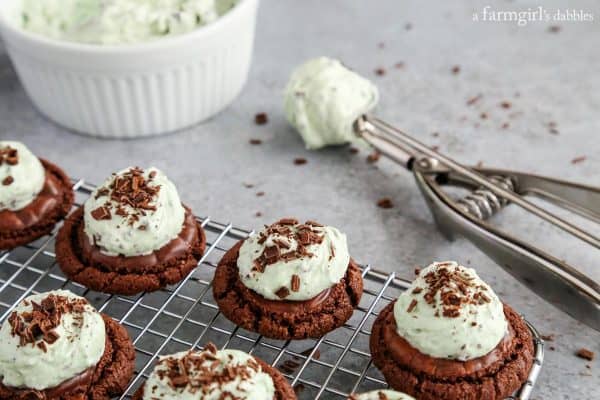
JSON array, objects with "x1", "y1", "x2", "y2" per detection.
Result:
[
  {"x1": 0, "y1": 161, "x2": 63, "y2": 231},
  {"x1": 77, "y1": 207, "x2": 199, "y2": 274},
  {"x1": 381, "y1": 302, "x2": 517, "y2": 380},
  {"x1": 240, "y1": 280, "x2": 332, "y2": 314}
]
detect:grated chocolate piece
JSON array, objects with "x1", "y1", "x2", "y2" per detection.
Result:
[{"x1": 255, "y1": 113, "x2": 269, "y2": 125}]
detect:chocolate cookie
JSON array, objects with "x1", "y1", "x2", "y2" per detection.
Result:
[
  {"x1": 56, "y1": 207, "x2": 206, "y2": 295},
  {"x1": 0, "y1": 315, "x2": 135, "y2": 400},
  {"x1": 0, "y1": 159, "x2": 74, "y2": 250},
  {"x1": 213, "y1": 241, "x2": 363, "y2": 340},
  {"x1": 370, "y1": 301, "x2": 534, "y2": 400},
  {"x1": 132, "y1": 356, "x2": 296, "y2": 400}
]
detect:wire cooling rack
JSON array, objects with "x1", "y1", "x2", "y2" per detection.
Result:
[{"x1": 0, "y1": 180, "x2": 544, "y2": 399}]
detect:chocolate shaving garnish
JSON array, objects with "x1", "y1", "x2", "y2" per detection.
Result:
[
  {"x1": 276, "y1": 287, "x2": 290, "y2": 299},
  {"x1": 291, "y1": 275, "x2": 301, "y2": 292},
  {"x1": 418, "y1": 263, "x2": 494, "y2": 319},
  {"x1": 156, "y1": 343, "x2": 263, "y2": 394},
  {"x1": 2, "y1": 176, "x2": 13, "y2": 186},
  {"x1": 251, "y1": 219, "x2": 326, "y2": 274},
  {"x1": 8, "y1": 294, "x2": 89, "y2": 348},
  {"x1": 0, "y1": 146, "x2": 19, "y2": 166},
  {"x1": 92, "y1": 168, "x2": 162, "y2": 225},
  {"x1": 407, "y1": 299, "x2": 418, "y2": 313},
  {"x1": 91, "y1": 206, "x2": 112, "y2": 221}
]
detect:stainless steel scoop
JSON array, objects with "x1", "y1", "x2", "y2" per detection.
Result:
[{"x1": 355, "y1": 115, "x2": 600, "y2": 331}]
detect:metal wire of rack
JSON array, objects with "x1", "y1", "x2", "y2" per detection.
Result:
[{"x1": 0, "y1": 179, "x2": 544, "y2": 399}]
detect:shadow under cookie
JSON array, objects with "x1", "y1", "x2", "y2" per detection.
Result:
[
  {"x1": 370, "y1": 301, "x2": 534, "y2": 400},
  {"x1": 0, "y1": 315, "x2": 135, "y2": 400},
  {"x1": 0, "y1": 159, "x2": 74, "y2": 250},
  {"x1": 213, "y1": 241, "x2": 364, "y2": 340},
  {"x1": 56, "y1": 207, "x2": 206, "y2": 295}
]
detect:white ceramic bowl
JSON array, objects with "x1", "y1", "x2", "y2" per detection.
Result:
[{"x1": 0, "y1": 0, "x2": 259, "y2": 138}]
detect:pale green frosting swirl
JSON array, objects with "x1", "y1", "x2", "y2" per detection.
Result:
[
  {"x1": 20, "y1": 0, "x2": 237, "y2": 45},
  {"x1": 238, "y1": 221, "x2": 350, "y2": 301},
  {"x1": 0, "y1": 141, "x2": 45, "y2": 212},
  {"x1": 0, "y1": 290, "x2": 106, "y2": 390},
  {"x1": 143, "y1": 348, "x2": 275, "y2": 400},
  {"x1": 350, "y1": 390, "x2": 416, "y2": 400},
  {"x1": 84, "y1": 167, "x2": 185, "y2": 257},
  {"x1": 393, "y1": 262, "x2": 508, "y2": 361},
  {"x1": 284, "y1": 57, "x2": 379, "y2": 149}
]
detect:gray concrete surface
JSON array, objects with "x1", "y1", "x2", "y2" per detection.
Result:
[{"x1": 0, "y1": 0, "x2": 598, "y2": 398}]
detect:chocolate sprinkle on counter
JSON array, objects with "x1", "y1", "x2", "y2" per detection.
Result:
[
  {"x1": 548, "y1": 25, "x2": 561, "y2": 33},
  {"x1": 0, "y1": 145, "x2": 19, "y2": 166},
  {"x1": 571, "y1": 156, "x2": 587, "y2": 165},
  {"x1": 294, "y1": 158, "x2": 308, "y2": 165},
  {"x1": 576, "y1": 348, "x2": 595, "y2": 361},
  {"x1": 375, "y1": 67, "x2": 386, "y2": 76},
  {"x1": 255, "y1": 113, "x2": 269, "y2": 125},
  {"x1": 467, "y1": 94, "x2": 483, "y2": 106},
  {"x1": 367, "y1": 151, "x2": 381, "y2": 163},
  {"x1": 249, "y1": 139, "x2": 263, "y2": 145},
  {"x1": 377, "y1": 198, "x2": 394, "y2": 209}
]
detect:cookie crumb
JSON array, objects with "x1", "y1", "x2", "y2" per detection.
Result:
[
  {"x1": 2, "y1": 176, "x2": 13, "y2": 186},
  {"x1": 540, "y1": 334, "x2": 555, "y2": 341},
  {"x1": 249, "y1": 139, "x2": 262, "y2": 145},
  {"x1": 254, "y1": 212, "x2": 262, "y2": 217},
  {"x1": 576, "y1": 348, "x2": 595, "y2": 361},
  {"x1": 255, "y1": 113, "x2": 268, "y2": 125},
  {"x1": 256, "y1": 191, "x2": 265, "y2": 197},
  {"x1": 377, "y1": 198, "x2": 394, "y2": 209},
  {"x1": 500, "y1": 101, "x2": 512, "y2": 109},
  {"x1": 451, "y1": 65, "x2": 461, "y2": 75}
]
